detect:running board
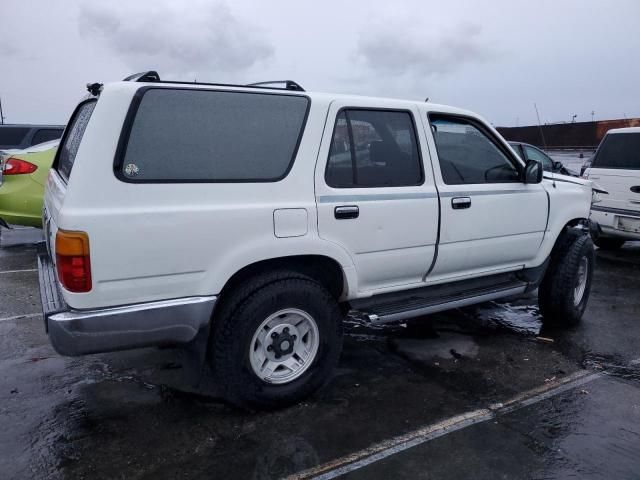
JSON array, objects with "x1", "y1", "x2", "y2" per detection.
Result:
[{"x1": 359, "y1": 282, "x2": 527, "y2": 325}]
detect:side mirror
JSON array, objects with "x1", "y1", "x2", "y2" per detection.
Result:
[
  {"x1": 553, "y1": 161, "x2": 563, "y2": 170},
  {"x1": 524, "y1": 159, "x2": 543, "y2": 184}
]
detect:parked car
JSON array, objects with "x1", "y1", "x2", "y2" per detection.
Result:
[
  {"x1": 508, "y1": 141, "x2": 577, "y2": 176},
  {"x1": 37, "y1": 73, "x2": 596, "y2": 408},
  {"x1": 0, "y1": 124, "x2": 64, "y2": 152},
  {"x1": 583, "y1": 127, "x2": 640, "y2": 249},
  {"x1": 0, "y1": 140, "x2": 58, "y2": 228}
]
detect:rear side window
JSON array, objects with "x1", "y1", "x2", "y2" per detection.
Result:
[
  {"x1": 325, "y1": 109, "x2": 423, "y2": 188},
  {"x1": 592, "y1": 133, "x2": 640, "y2": 170},
  {"x1": 0, "y1": 127, "x2": 30, "y2": 146},
  {"x1": 31, "y1": 128, "x2": 63, "y2": 146},
  {"x1": 57, "y1": 101, "x2": 96, "y2": 181},
  {"x1": 118, "y1": 88, "x2": 309, "y2": 182}
]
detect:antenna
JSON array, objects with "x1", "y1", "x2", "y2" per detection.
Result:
[
  {"x1": 0, "y1": 96, "x2": 4, "y2": 125},
  {"x1": 534, "y1": 103, "x2": 555, "y2": 187},
  {"x1": 534, "y1": 103, "x2": 547, "y2": 149}
]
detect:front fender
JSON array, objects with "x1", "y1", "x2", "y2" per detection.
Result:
[{"x1": 527, "y1": 179, "x2": 592, "y2": 267}]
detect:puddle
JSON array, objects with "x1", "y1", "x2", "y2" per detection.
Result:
[
  {"x1": 391, "y1": 333, "x2": 479, "y2": 364},
  {"x1": 347, "y1": 301, "x2": 543, "y2": 339},
  {"x1": 583, "y1": 353, "x2": 640, "y2": 381},
  {"x1": 470, "y1": 302, "x2": 542, "y2": 335}
]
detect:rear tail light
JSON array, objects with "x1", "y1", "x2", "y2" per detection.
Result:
[
  {"x1": 3, "y1": 157, "x2": 38, "y2": 175},
  {"x1": 55, "y1": 230, "x2": 92, "y2": 292}
]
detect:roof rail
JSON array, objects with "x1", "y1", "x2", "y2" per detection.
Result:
[
  {"x1": 247, "y1": 80, "x2": 305, "y2": 92},
  {"x1": 119, "y1": 71, "x2": 305, "y2": 92},
  {"x1": 123, "y1": 71, "x2": 161, "y2": 82}
]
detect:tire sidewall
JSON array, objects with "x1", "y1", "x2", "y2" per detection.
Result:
[
  {"x1": 217, "y1": 279, "x2": 342, "y2": 407},
  {"x1": 571, "y1": 236, "x2": 594, "y2": 319},
  {"x1": 542, "y1": 233, "x2": 595, "y2": 326}
]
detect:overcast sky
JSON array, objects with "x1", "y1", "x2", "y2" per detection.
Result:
[{"x1": 1, "y1": 0, "x2": 639, "y2": 127}]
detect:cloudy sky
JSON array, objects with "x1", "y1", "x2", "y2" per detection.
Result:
[{"x1": 1, "y1": 0, "x2": 639, "y2": 127}]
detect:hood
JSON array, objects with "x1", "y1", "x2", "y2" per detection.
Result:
[{"x1": 543, "y1": 172, "x2": 608, "y2": 194}]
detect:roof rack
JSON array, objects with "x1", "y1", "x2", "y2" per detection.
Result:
[
  {"x1": 120, "y1": 71, "x2": 305, "y2": 92},
  {"x1": 123, "y1": 71, "x2": 161, "y2": 82},
  {"x1": 246, "y1": 80, "x2": 305, "y2": 92}
]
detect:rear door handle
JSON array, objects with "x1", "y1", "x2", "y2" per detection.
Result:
[
  {"x1": 335, "y1": 205, "x2": 359, "y2": 219},
  {"x1": 451, "y1": 197, "x2": 471, "y2": 209}
]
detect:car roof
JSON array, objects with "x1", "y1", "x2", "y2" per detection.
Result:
[
  {"x1": 508, "y1": 141, "x2": 539, "y2": 148},
  {"x1": 606, "y1": 127, "x2": 640, "y2": 135},
  {"x1": 105, "y1": 81, "x2": 481, "y2": 118}
]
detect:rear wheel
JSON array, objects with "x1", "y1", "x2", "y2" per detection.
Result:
[
  {"x1": 211, "y1": 273, "x2": 343, "y2": 409},
  {"x1": 539, "y1": 231, "x2": 594, "y2": 327},
  {"x1": 593, "y1": 236, "x2": 625, "y2": 250}
]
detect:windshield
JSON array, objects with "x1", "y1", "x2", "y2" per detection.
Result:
[{"x1": 592, "y1": 133, "x2": 640, "y2": 170}]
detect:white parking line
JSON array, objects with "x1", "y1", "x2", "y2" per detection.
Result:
[
  {"x1": 0, "y1": 313, "x2": 41, "y2": 323},
  {"x1": 0, "y1": 268, "x2": 37, "y2": 274},
  {"x1": 286, "y1": 370, "x2": 602, "y2": 480}
]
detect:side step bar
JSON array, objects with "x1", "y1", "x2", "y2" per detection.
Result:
[{"x1": 362, "y1": 282, "x2": 527, "y2": 325}]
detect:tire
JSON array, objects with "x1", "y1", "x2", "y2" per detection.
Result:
[
  {"x1": 210, "y1": 273, "x2": 343, "y2": 409},
  {"x1": 538, "y1": 230, "x2": 594, "y2": 327},
  {"x1": 593, "y1": 236, "x2": 625, "y2": 250}
]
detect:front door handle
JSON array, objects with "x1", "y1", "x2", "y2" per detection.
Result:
[
  {"x1": 451, "y1": 197, "x2": 471, "y2": 210},
  {"x1": 335, "y1": 205, "x2": 359, "y2": 219}
]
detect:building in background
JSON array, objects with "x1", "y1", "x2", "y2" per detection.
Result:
[{"x1": 497, "y1": 118, "x2": 640, "y2": 150}]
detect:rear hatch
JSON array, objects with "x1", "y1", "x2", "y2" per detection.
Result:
[
  {"x1": 586, "y1": 131, "x2": 640, "y2": 213},
  {"x1": 44, "y1": 99, "x2": 97, "y2": 258}
]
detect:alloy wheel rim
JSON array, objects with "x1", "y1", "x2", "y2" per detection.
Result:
[{"x1": 249, "y1": 308, "x2": 319, "y2": 384}]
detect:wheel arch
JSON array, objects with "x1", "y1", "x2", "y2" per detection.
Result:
[
  {"x1": 529, "y1": 215, "x2": 590, "y2": 268},
  {"x1": 218, "y1": 254, "x2": 349, "y2": 302}
]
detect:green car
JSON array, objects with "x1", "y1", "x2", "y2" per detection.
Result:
[{"x1": 0, "y1": 140, "x2": 58, "y2": 228}]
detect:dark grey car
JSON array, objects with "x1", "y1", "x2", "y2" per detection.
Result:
[
  {"x1": 0, "y1": 124, "x2": 64, "y2": 151},
  {"x1": 508, "y1": 141, "x2": 577, "y2": 176}
]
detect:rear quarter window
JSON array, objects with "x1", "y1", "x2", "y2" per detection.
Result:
[
  {"x1": 117, "y1": 88, "x2": 310, "y2": 182},
  {"x1": 56, "y1": 100, "x2": 97, "y2": 181},
  {"x1": 592, "y1": 133, "x2": 640, "y2": 170}
]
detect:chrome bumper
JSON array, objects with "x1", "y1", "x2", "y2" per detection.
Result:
[
  {"x1": 37, "y1": 253, "x2": 216, "y2": 356},
  {"x1": 590, "y1": 207, "x2": 640, "y2": 241}
]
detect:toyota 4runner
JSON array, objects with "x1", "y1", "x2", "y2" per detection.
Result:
[{"x1": 38, "y1": 72, "x2": 597, "y2": 408}]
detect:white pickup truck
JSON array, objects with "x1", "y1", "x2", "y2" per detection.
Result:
[{"x1": 38, "y1": 72, "x2": 596, "y2": 408}]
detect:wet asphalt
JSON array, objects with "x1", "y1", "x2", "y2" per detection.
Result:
[{"x1": 0, "y1": 227, "x2": 639, "y2": 480}]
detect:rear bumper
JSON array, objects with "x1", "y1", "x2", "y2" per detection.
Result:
[
  {"x1": 37, "y1": 253, "x2": 216, "y2": 356},
  {"x1": 590, "y1": 206, "x2": 640, "y2": 241}
]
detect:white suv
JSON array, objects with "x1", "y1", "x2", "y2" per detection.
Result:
[
  {"x1": 38, "y1": 72, "x2": 596, "y2": 408},
  {"x1": 583, "y1": 127, "x2": 640, "y2": 249}
]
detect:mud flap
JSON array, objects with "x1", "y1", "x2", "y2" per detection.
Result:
[{"x1": 180, "y1": 323, "x2": 213, "y2": 388}]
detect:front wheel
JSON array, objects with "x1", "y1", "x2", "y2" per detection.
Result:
[
  {"x1": 539, "y1": 231, "x2": 595, "y2": 327},
  {"x1": 211, "y1": 275, "x2": 343, "y2": 409}
]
